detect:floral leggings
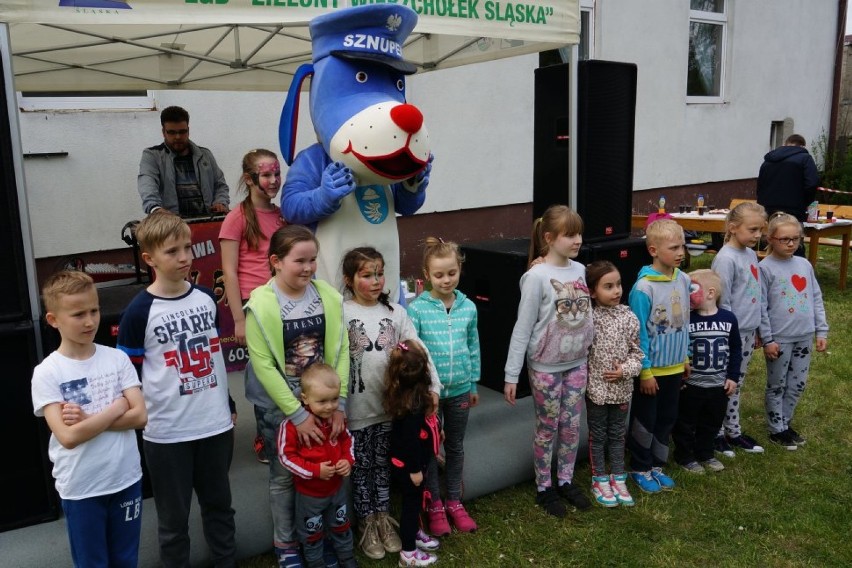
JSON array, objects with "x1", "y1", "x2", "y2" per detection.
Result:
[{"x1": 530, "y1": 364, "x2": 587, "y2": 490}]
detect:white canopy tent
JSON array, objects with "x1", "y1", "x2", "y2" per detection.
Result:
[{"x1": 0, "y1": 0, "x2": 578, "y2": 92}]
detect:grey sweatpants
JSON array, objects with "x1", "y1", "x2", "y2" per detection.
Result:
[
  {"x1": 294, "y1": 485, "x2": 354, "y2": 568},
  {"x1": 586, "y1": 399, "x2": 629, "y2": 476},
  {"x1": 765, "y1": 339, "x2": 812, "y2": 434}
]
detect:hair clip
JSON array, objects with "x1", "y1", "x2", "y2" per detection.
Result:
[
  {"x1": 438, "y1": 237, "x2": 445, "y2": 244},
  {"x1": 397, "y1": 342, "x2": 409, "y2": 351}
]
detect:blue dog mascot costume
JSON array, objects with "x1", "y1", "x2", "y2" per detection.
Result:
[{"x1": 279, "y1": 5, "x2": 432, "y2": 302}]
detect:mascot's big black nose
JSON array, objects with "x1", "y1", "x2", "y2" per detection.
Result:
[{"x1": 390, "y1": 103, "x2": 424, "y2": 134}]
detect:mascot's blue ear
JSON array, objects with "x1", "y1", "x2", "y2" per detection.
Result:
[{"x1": 279, "y1": 63, "x2": 315, "y2": 166}]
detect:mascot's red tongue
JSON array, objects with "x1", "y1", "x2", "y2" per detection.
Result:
[{"x1": 344, "y1": 142, "x2": 427, "y2": 180}]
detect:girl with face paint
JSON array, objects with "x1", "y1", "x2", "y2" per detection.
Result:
[{"x1": 219, "y1": 149, "x2": 286, "y2": 466}]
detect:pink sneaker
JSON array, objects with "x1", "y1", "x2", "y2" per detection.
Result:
[
  {"x1": 426, "y1": 499, "x2": 450, "y2": 537},
  {"x1": 445, "y1": 500, "x2": 477, "y2": 533}
]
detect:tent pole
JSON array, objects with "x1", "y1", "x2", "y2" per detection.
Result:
[
  {"x1": 568, "y1": 43, "x2": 578, "y2": 211},
  {"x1": 0, "y1": 23, "x2": 44, "y2": 359}
]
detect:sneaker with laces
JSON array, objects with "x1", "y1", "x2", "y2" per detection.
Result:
[
  {"x1": 557, "y1": 482, "x2": 592, "y2": 510},
  {"x1": 629, "y1": 470, "x2": 661, "y2": 494},
  {"x1": 254, "y1": 434, "x2": 269, "y2": 464},
  {"x1": 375, "y1": 512, "x2": 402, "y2": 553},
  {"x1": 651, "y1": 467, "x2": 675, "y2": 490},
  {"x1": 358, "y1": 514, "x2": 385, "y2": 560},
  {"x1": 680, "y1": 461, "x2": 705, "y2": 474},
  {"x1": 398, "y1": 549, "x2": 437, "y2": 567},
  {"x1": 700, "y1": 458, "x2": 725, "y2": 472},
  {"x1": 727, "y1": 433, "x2": 765, "y2": 453},
  {"x1": 274, "y1": 545, "x2": 303, "y2": 568},
  {"x1": 609, "y1": 474, "x2": 635, "y2": 506},
  {"x1": 714, "y1": 435, "x2": 735, "y2": 458},
  {"x1": 446, "y1": 500, "x2": 478, "y2": 532},
  {"x1": 426, "y1": 499, "x2": 450, "y2": 537},
  {"x1": 323, "y1": 537, "x2": 339, "y2": 568},
  {"x1": 786, "y1": 427, "x2": 806, "y2": 445},
  {"x1": 535, "y1": 487, "x2": 567, "y2": 518},
  {"x1": 590, "y1": 475, "x2": 618, "y2": 507},
  {"x1": 415, "y1": 529, "x2": 440, "y2": 551},
  {"x1": 769, "y1": 431, "x2": 797, "y2": 451}
]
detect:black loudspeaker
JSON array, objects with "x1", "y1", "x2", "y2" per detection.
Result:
[
  {"x1": 458, "y1": 239, "x2": 531, "y2": 398},
  {"x1": 576, "y1": 237, "x2": 651, "y2": 296},
  {"x1": 0, "y1": 323, "x2": 59, "y2": 531},
  {"x1": 533, "y1": 60, "x2": 638, "y2": 243},
  {"x1": 0, "y1": 56, "x2": 32, "y2": 322}
]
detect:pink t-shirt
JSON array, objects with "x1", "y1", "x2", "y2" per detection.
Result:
[{"x1": 219, "y1": 205, "x2": 285, "y2": 298}]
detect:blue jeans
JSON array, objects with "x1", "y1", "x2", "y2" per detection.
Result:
[
  {"x1": 62, "y1": 479, "x2": 142, "y2": 568},
  {"x1": 425, "y1": 392, "x2": 471, "y2": 501},
  {"x1": 255, "y1": 405, "x2": 297, "y2": 546}
]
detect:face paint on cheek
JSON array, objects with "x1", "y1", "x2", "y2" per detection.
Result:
[
  {"x1": 689, "y1": 281, "x2": 703, "y2": 309},
  {"x1": 256, "y1": 160, "x2": 281, "y2": 190}
]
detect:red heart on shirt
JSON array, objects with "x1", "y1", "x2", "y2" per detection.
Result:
[
  {"x1": 750, "y1": 265, "x2": 758, "y2": 280},
  {"x1": 791, "y1": 274, "x2": 807, "y2": 292}
]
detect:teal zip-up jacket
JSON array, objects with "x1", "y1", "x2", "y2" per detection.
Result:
[
  {"x1": 407, "y1": 290, "x2": 481, "y2": 398},
  {"x1": 245, "y1": 278, "x2": 349, "y2": 426},
  {"x1": 628, "y1": 265, "x2": 691, "y2": 381}
]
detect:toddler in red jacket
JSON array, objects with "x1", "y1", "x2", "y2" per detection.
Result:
[{"x1": 279, "y1": 363, "x2": 357, "y2": 568}]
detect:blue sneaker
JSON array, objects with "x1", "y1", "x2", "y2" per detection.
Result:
[
  {"x1": 275, "y1": 546, "x2": 303, "y2": 568},
  {"x1": 651, "y1": 467, "x2": 675, "y2": 491},
  {"x1": 629, "y1": 470, "x2": 661, "y2": 494}
]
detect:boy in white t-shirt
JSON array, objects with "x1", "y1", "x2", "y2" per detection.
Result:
[{"x1": 32, "y1": 270, "x2": 147, "y2": 567}]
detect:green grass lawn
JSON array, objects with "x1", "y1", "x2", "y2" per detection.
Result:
[{"x1": 241, "y1": 248, "x2": 852, "y2": 567}]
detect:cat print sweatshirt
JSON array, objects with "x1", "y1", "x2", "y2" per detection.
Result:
[{"x1": 504, "y1": 261, "x2": 594, "y2": 384}]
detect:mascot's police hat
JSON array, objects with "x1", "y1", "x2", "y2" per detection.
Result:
[{"x1": 309, "y1": 4, "x2": 418, "y2": 74}]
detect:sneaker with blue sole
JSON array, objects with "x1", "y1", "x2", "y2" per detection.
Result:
[
  {"x1": 275, "y1": 546, "x2": 303, "y2": 568},
  {"x1": 629, "y1": 470, "x2": 661, "y2": 494},
  {"x1": 651, "y1": 467, "x2": 675, "y2": 490}
]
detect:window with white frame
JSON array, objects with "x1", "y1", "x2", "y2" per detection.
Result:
[
  {"x1": 687, "y1": 0, "x2": 726, "y2": 100},
  {"x1": 17, "y1": 91, "x2": 154, "y2": 112}
]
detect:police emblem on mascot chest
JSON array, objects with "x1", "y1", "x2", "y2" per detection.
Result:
[{"x1": 356, "y1": 185, "x2": 389, "y2": 224}]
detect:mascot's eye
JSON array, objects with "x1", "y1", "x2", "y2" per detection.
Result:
[
  {"x1": 396, "y1": 79, "x2": 405, "y2": 91},
  {"x1": 355, "y1": 71, "x2": 368, "y2": 83}
]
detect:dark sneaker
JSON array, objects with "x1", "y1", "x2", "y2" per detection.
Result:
[
  {"x1": 769, "y1": 431, "x2": 797, "y2": 451},
  {"x1": 727, "y1": 433, "x2": 765, "y2": 454},
  {"x1": 786, "y1": 427, "x2": 806, "y2": 445},
  {"x1": 557, "y1": 482, "x2": 592, "y2": 510},
  {"x1": 714, "y1": 435, "x2": 735, "y2": 458},
  {"x1": 535, "y1": 488, "x2": 567, "y2": 518}
]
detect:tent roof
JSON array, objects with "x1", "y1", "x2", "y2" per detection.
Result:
[{"x1": 0, "y1": 1, "x2": 578, "y2": 92}]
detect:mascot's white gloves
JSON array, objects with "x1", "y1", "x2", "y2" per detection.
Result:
[
  {"x1": 321, "y1": 161, "x2": 357, "y2": 209},
  {"x1": 402, "y1": 153, "x2": 434, "y2": 194}
]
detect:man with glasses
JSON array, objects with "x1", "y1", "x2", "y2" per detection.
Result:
[{"x1": 138, "y1": 106, "x2": 230, "y2": 217}]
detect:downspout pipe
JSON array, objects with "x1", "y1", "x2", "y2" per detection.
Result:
[{"x1": 828, "y1": 0, "x2": 848, "y2": 162}]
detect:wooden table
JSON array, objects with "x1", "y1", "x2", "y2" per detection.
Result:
[{"x1": 632, "y1": 213, "x2": 852, "y2": 290}]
